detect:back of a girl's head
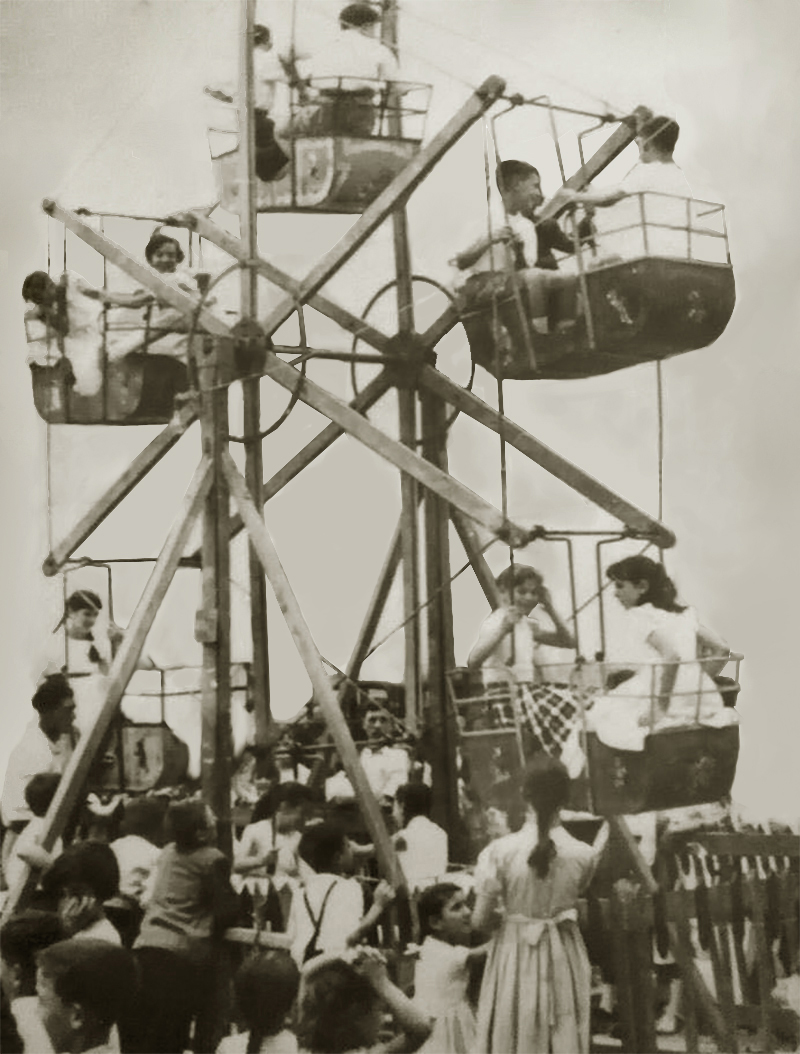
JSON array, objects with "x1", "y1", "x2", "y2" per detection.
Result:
[
  {"x1": 298, "y1": 820, "x2": 346, "y2": 874},
  {"x1": 297, "y1": 960, "x2": 377, "y2": 1053},
  {"x1": 165, "y1": 799, "x2": 210, "y2": 853},
  {"x1": 42, "y1": 842, "x2": 120, "y2": 904},
  {"x1": 495, "y1": 563, "x2": 543, "y2": 594},
  {"x1": 606, "y1": 555, "x2": 681, "y2": 611},
  {"x1": 234, "y1": 952, "x2": 299, "y2": 1041},
  {"x1": 523, "y1": 755, "x2": 570, "y2": 878},
  {"x1": 417, "y1": 882, "x2": 461, "y2": 940}
]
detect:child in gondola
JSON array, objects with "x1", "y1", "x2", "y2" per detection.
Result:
[
  {"x1": 413, "y1": 883, "x2": 488, "y2": 1054},
  {"x1": 467, "y1": 563, "x2": 587, "y2": 776},
  {"x1": 472, "y1": 755, "x2": 609, "y2": 1053}
]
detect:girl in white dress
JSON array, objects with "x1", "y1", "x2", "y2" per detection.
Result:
[
  {"x1": 472, "y1": 755, "x2": 608, "y2": 1053},
  {"x1": 414, "y1": 883, "x2": 487, "y2": 1054},
  {"x1": 587, "y1": 556, "x2": 735, "y2": 752}
]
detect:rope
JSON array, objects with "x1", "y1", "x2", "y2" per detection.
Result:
[{"x1": 656, "y1": 359, "x2": 665, "y2": 564}]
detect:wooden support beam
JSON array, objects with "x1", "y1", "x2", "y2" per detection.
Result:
[
  {"x1": 222, "y1": 453, "x2": 403, "y2": 887},
  {"x1": 43, "y1": 400, "x2": 197, "y2": 576},
  {"x1": 537, "y1": 120, "x2": 638, "y2": 223},
  {"x1": 257, "y1": 76, "x2": 506, "y2": 340},
  {"x1": 42, "y1": 202, "x2": 230, "y2": 337},
  {"x1": 610, "y1": 816, "x2": 732, "y2": 1052},
  {"x1": 1, "y1": 458, "x2": 212, "y2": 922},
  {"x1": 186, "y1": 370, "x2": 393, "y2": 563},
  {"x1": 418, "y1": 365, "x2": 676, "y2": 547},
  {"x1": 420, "y1": 388, "x2": 460, "y2": 841},
  {"x1": 398, "y1": 388, "x2": 421, "y2": 734},
  {"x1": 346, "y1": 521, "x2": 403, "y2": 683},
  {"x1": 172, "y1": 213, "x2": 392, "y2": 355},
  {"x1": 238, "y1": 0, "x2": 271, "y2": 746},
  {"x1": 450, "y1": 510, "x2": 500, "y2": 609},
  {"x1": 259, "y1": 350, "x2": 522, "y2": 540},
  {"x1": 199, "y1": 344, "x2": 233, "y2": 856}
]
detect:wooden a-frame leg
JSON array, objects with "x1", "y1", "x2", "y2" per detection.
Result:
[
  {"x1": 610, "y1": 815, "x2": 732, "y2": 1053},
  {"x1": 223, "y1": 452, "x2": 403, "y2": 888},
  {"x1": 1, "y1": 457, "x2": 212, "y2": 921}
]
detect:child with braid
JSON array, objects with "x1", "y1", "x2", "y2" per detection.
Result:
[{"x1": 471, "y1": 756, "x2": 608, "y2": 1053}]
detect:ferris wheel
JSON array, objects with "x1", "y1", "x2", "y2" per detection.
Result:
[{"x1": 9, "y1": 0, "x2": 742, "y2": 958}]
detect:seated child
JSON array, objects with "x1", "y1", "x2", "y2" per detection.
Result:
[
  {"x1": 467, "y1": 564, "x2": 588, "y2": 776},
  {"x1": 35, "y1": 937, "x2": 138, "y2": 1054},
  {"x1": 4, "y1": 773, "x2": 63, "y2": 892},
  {"x1": 217, "y1": 950, "x2": 300, "y2": 1054},
  {"x1": 296, "y1": 946, "x2": 432, "y2": 1054},
  {"x1": 42, "y1": 842, "x2": 122, "y2": 945},
  {"x1": 108, "y1": 796, "x2": 165, "y2": 947},
  {"x1": 414, "y1": 883, "x2": 488, "y2": 1054},
  {"x1": 287, "y1": 821, "x2": 395, "y2": 966},
  {"x1": 1, "y1": 909, "x2": 65, "y2": 1054}
]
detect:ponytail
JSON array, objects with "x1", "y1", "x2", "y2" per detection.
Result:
[
  {"x1": 528, "y1": 802, "x2": 558, "y2": 877},
  {"x1": 246, "y1": 1028, "x2": 263, "y2": 1054},
  {"x1": 522, "y1": 755, "x2": 570, "y2": 879}
]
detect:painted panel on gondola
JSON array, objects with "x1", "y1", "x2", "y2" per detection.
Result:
[{"x1": 216, "y1": 136, "x2": 419, "y2": 213}]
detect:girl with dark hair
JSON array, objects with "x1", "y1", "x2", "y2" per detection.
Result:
[
  {"x1": 587, "y1": 555, "x2": 735, "y2": 752},
  {"x1": 471, "y1": 756, "x2": 608, "y2": 1053},
  {"x1": 413, "y1": 883, "x2": 487, "y2": 1053},
  {"x1": 467, "y1": 563, "x2": 588, "y2": 777},
  {"x1": 218, "y1": 951, "x2": 299, "y2": 1054},
  {"x1": 131, "y1": 801, "x2": 239, "y2": 1053}
]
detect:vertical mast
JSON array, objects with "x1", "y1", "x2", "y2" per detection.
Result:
[
  {"x1": 240, "y1": 0, "x2": 272, "y2": 748},
  {"x1": 381, "y1": 0, "x2": 421, "y2": 737}
]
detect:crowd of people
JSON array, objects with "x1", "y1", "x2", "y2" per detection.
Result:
[{"x1": 0, "y1": 552, "x2": 750, "y2": 1052}]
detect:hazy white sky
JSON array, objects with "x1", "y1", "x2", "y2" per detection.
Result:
[{"x1": 1, "y1": 1, "x2": 798, "y2": 823}]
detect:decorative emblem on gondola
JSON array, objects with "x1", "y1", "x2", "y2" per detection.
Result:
[
  {"x1": 606, "y1": 289, "x2": 634, "y2": 325},
  {"x1": 612, "y1": 757, "x2": 628, "y2": 789},
  {"x1": 686, "y1": 289, "x2": 708, "y2": 324},
  {"x1": 689, "y1": 754, "x2": 716, "y2": 795}
]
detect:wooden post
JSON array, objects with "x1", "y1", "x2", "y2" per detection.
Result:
[
  {"x1": 198, "y1": 339, "x2": 233, "y2": 857},
  {"x1": 1, "y1": 458, "x2": 211, "y2": 921},
  {"x1": 223, "y1": 453, "x2": 403, "y2": 887},
  {"x1": 420, "y1": 388, "x2": 459, "y2": 839},
  {"x1": 239, "y1": 0, "x2": 271, "y2": 746}
]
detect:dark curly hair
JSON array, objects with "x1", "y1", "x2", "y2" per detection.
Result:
[
  {"x1": 495, "y1": 563, "x2": 543, "y2": 595},
  {"x1": 144, "y1": 233, "x2": 184, "y2": 267},
  {"x1": 296, "y1": 960, "x2": 378, "y2": 1053},
  {"x1": 606, "y1": 555, "x2": 685, "y2": 613},
  {"x1": 416, "y1": 881, "x2": 462, "y2": 940}
]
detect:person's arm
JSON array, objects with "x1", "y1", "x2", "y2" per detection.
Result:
[
  {"x1": 644, "y1": 628, "x2": 681, "y2": 720},
  {"x1": 345, "y1": 879, "x2": 396, "y2": 947},
  {"x1": 560, "y1": 185, "x2": 627, "y2": 209},
  {"x1": 356, "y1": 949, "x2": 432, "y2": 1054},
  {"x1": 450, "y1": 227, "x2": 517, "y2": 271},
  {"x1": 232, "y1": 825, "x2": 274, "y2": 875},
  {"x1": 80, "y1": 287, "x2": 154, "y2": 309},
  {"x1": 696, "y1": 623, "x2": 730, "y2": 679},
  {"x1": 534, "y1": 586, "x2": 576, "y2": 650},
  {"x1": 467, "y1": 607, "x2": 518, "y2": 668}
]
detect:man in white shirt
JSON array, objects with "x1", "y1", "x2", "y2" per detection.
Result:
[
  {"x1": 393, "y1": 783, "x2": 448, "y2": 892},
  {"x1": 307, "y1": 3, "x2": 400, "y2": 137},
  {"x1": 452, "y1": 160, "x2": 577, "y2": 332},
  {"x1": 561, "y1": 115, "x2": 692, "y2": 259},
  {"x1": 1, "y1": 675, "x2": 76, "y2": 842}
]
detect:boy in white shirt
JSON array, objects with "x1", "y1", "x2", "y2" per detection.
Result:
[{"x1": 393, "y1": 783, "x2": 448, "y2": 892}]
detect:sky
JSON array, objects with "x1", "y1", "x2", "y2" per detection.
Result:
[{"x1": 1, "y1": 1, "x2": 798, "y2": 824}]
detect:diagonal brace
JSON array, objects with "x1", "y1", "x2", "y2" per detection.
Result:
[
  {"x1": 2, "y1": 457, "x2": 212, "y2": 921},
  {"x1": 223, "y1": 452, "x2": 403, "y2": 887},
  {"x1": 259, "y1": 349, "x2": 523, "y2": 541},
  {"x1": 418, "y1": 365, "x2": 676, "y2": 547},
  {"x1": 43, "y1": 400, "x2": 198, "y2": 576}
]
